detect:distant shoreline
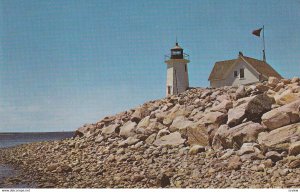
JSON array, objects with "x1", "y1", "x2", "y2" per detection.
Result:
[
  {"x1": 0, "y1": 131, "x2": 75, "y2": 149},
  {"x1": 0, "y1": 131, "x2": 74, "y2": 134}
]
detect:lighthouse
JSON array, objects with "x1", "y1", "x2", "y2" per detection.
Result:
[{"x1": 165, "y1": 42, "x2": 190, "y2": 96}]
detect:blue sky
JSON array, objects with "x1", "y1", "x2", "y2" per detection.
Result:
[{"x1": 0, "y1": 0, "x2": 300, "y2": 132}]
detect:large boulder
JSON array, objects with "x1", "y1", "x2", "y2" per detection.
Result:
[
  {"x1": 74, "y1": 124, "x2": 97, "y2": 137},
  {"x1": 227, "y1": 94, "x2": 274, "y2": 127},
  {"x1": 210, "y1": 100, "x2": 233, "y2": 113},
  {"x1": 131, "y1": 106, "x2": 150, "y2": 123},
  {"x1": 289, "y1": 141, "x2": 300, "y2": 156},
  {"x1": 257, "y1": 122, "x2": 300, "y2": 152},
  {"x1": 145, "y1": 133, "x2": 156, "y2": 144},
  {"x1": 188, "y1": 145, "x2": 205, "y2": 155},
  {"x1": 153, "y1": 132, "x2": 185, "y2": 147},
  {"x1": 235, "y1": 85, "x2": 246, "y2": 100},
  {"x1": 146, "y1": 120, "x2": 166, "y2": 131},
  {"x1": 119, "y1": 121, "x2": 137, "y2": 138},
  {"x1": 201, "y1": 111, "x2": 227, "y2": 126},
  {"x1": 101, "y1": 124, "x2": 119, "y2": 135},
  {"x1": 162, "y1": 105, "x2": 191, "y2": 125},
  {"x1": 186, "y1": 124, "x2": 210, "y2": 146},
  {"x1": 255, "y1": 83, "x2": 270, "y2": 92},
  {"x1": 227, "y1": 155, "x2": 242, "y2": 170},
  {"x1": 238, "y1": 143, "x2": 261, "y2": 156},
  {"x1": 265, "y1": 151, "x2": 282, "y2": 163},
  {"x1": 137, "y1": 116, "x2": 150, "y2": 128},
  {"x1": 118, "y1": 137, "x2": 140, "y2": 147},
  {"x1": 268, "y1": 76, "x2": 280, "y2": 87},
  {"x1": 261, "y1": 99, "x2": 300, "y2": 130},
  {"x1": 212, "y1": 121, "x2": 266, "y2": 149},
  {"x1": 274, "y1": 89, "x2": 300, "y2": 106},
  {"x1": 227, "y1": 104, "x2": 247, "y2": 127},
  {"x1": 156, "y1": 129, "x2": 170, "y2": 139},
  {"x1": 169, "y1": 116, "x2": 194, "y2": 132},
  {"x1": 101, "y1": 116, "x2": 116, "y2": 124}
]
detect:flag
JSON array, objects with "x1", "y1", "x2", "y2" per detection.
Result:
[{"x1": 252, "y1": 28, "x2": 263, "y2": 37}]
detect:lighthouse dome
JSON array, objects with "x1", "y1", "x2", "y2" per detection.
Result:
[{"x1": 171, "y1": 42, "x2": 183, "y2": 50}]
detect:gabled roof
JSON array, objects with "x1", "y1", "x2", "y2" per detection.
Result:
[
  {"x1": 208, "y1": 54, "x2": 283, "y2": 80},
  {"x1": 208, "y1": 59, "x2": 236, "y2": 81}
]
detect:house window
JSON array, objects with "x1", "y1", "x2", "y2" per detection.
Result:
[
  {"x1": 240, "y1": 68, "x2": 245, "y2": 78},
  {"x1": 234, "y1": 71, "x2": 238, "y2": 77},
  {"x1": 185, "y1": 64, "x2": 187, "y2": 72},
  {"x1": 167, "y1": 86, "x2": 171, "y2": 94}
]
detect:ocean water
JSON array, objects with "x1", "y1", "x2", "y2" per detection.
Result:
[
  {"x1": 0, "y1": 132, "x2": 74, "y2": 187},
  {"x1": 0, "y1": 132, "x2": 74, "y2": 148}
]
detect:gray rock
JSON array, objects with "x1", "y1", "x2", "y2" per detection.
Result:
[
  {"x1": 268, "y1": 76, "x2": 280, "y2": 87},
  {"x1": 156, "y1": 129, "x2": 170, "y2": 139},
  {"x1": 235, "y1": 85, "x2": 246, "y2": 100},
  {"x1": 95, "y1": 135, "x2": 104, "y2": 143},
  {"x1": 289, "y1": 141, "x2": 300, "y2": 156},
  {"x1": 102, "y1": 124, "x2": 119, "y2": 135},
  {"x1": 213, "y1": 122, "x2": 266, "y2": 149},
  {"x1": 258, "y1": 122, "x2": 300, "y2": 151},
  {"x1": 169, "y1": 116, "x2": 194, "y2": 132},
  {"x1": 201, "y1": 111, "x2": 227, "y2": 125},
  {"x1": 227, "y1": 94, "x2": 274, "y2": 126},
  {"x1": 289, "y1": 159, "x2": 300, "y2": 168},
  {"x1": 131, "y1": 106, "x2": 150, "y2": 123},
  {"x1": 188, "y1": 145, "x2": 205, "y2": 155},
  {"x1": 118, "y1": 137, "x2": 140, "y2": 147},
  {"x1": 145, "y1": 133, "x2": 157, "y2": 144},
  {"x1": 186, "y1": 124, "x2": 209, "y2": 146},
  {"x1": 119, "y1": 121, "x2": 137, "y2": 138},
  {"x1": 137, "y1": 116, "x2": 150, "y2": 128},
  {"x1": 274, "y1": 89, "x2": 300, "y2": 106},
  {"x1": 210, "y1": 100, "x2": 233, "y2": 113},
  {"x1": 261, "y1": 99, "x2": 300, "y2": 130},
  {"x1": 238, "y1": 143, "x2": 257, "y2": 155},
  {"x1": 153, "y1": 132, "x2": 185, "y2": 147},
  {"x1": 266, "y1": 151, "x2": 282, "y2": 163},
  {"x1": 228, "y1": 155, "x2": 242, "y2": 170}
]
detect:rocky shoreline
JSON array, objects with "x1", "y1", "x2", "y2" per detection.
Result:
[{"x1": 1, "y1": 77, "x2": 300, "y2": 188}]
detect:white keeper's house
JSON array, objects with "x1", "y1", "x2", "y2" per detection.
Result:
[{"x1": 208, "y1": 52, "x2": 282, "y2": 88}]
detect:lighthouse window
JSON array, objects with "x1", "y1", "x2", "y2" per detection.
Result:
[
  {"x1": 172, "y1": 51, "x2": 181, "y2": 55},
  {"x1": 185, "y1": 64, "x2": 187, "y2": 72}
]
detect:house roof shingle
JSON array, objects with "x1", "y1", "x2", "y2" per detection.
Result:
[{"x1": 208, "y1": 55, "x2": 282, "y2": 80}]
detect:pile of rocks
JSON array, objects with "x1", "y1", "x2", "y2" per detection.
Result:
[{"x1": 1, "y1": 76, "x2": 300, "y2": 188}]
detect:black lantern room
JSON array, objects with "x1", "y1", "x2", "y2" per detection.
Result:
[{"x1": 170, "y1": 42, "x2": 183, "y2": 59}]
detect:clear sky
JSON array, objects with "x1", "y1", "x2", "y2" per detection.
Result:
[{"x1": 0, "y1": 0, "x2": 300, "y2": 132}]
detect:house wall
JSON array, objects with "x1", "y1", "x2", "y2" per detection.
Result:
[{"x1": 210, "y1": 60, "x2": 259, "y2": 88}]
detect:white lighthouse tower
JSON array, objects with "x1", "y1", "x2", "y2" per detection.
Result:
[{"x1": 165, "y1": 41, "x2": 190, "y2": 96}]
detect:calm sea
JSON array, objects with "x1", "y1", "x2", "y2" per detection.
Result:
[
  {"x1": 0, "y1": 132, "x2": 74, "y2": 187},
  {"x1": 0, "y1": 132, "x2": 74, "y2": 148}
]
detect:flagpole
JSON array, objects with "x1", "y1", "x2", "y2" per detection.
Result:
[{"x1": 262, "y1": 25, "x2": 266, "y2": 62}]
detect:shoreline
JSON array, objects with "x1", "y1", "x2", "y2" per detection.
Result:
[
  {"x1": 0, "y1": 131, "x2": 300, "y2": 188},
  {"x1": 0, "y1": 161, "x2": 32, "y2": 188},
  {"x1": 0, "y1": 132, "x2": 74, "y2": 188},
  {"x1": 0, "y1": 131, "x2": 74, "y2": 134}
]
